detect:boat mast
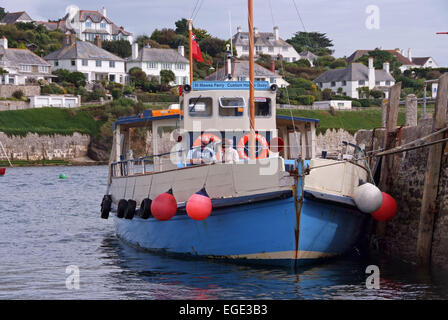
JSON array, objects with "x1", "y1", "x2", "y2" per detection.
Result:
[
  {"x1": 248, "y1": 0, "x2": 256, "y2": 159},
  {"x1": 188, "y1": 19, "x2": 194, "y2": 86}
]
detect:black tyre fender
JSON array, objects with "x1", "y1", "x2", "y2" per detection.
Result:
[
  {"x1": 125, "y1": 199, "x2": 137, "y2": 220},
  {"x1": 139, "y1": 198, "x2": 152, "y2": 219},
  {"x1": 117, "y1": 199, "x2": 128, "y2": 218},
  {"x1": 100, "y1": 195, "x2": 112, "y2": 219}
]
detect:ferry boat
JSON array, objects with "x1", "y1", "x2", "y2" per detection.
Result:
[
  {"x1": 100, "y1": 4, "x2": 376, "y2": 268},
  {"x1": 101, "y1": 79, "x2": 373, "y2": 268}
]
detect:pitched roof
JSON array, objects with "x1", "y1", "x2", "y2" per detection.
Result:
[
  {"x1": 346, "y1": 49, "x2": 415, "y2": 66},
  {"x1": 0, "y1": 11, "x2": 32, "y2": 24},
  {"x1": 313, "y1": 63, "x2": 395, "y2": 83},
  {"x1": 232, "y1": 31, "x2": 292, "y2": 48},
  {"x1": 0, "y1": 46, "x2": 51, "y2": 66},
  {"x1": 204, "y1": 60, "x2": 280, "y2": 80},
  {"x1": 35, "y1": 20, "x2": 68, "y2": 32},
  {"x1": 44, "y1": 40, "x2": 124, "y2": 61},
  {"x1": 127, "y1": 47, "x2": 188, "y2": 64},
  {"x1": 411, "y1": 57, "x2": 431, "y2": 66},
  {"x1": 78, "y1": 10, "x2": 113, "y2": 24}
]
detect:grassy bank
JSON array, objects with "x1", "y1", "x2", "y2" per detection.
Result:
[
  {"x1": 0, "y1": 159, "x2": 70, "y2": 167},
  {"x1": 277, "y1": 108, "x2": 407, "y2": 134},
  {"x1": 0, "y1": 107, "x2": 103, "y2": 137}
]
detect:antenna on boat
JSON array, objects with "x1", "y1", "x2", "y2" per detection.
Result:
[{"x1": 248, "y1": 0, "x2": 256, "y2": 159}]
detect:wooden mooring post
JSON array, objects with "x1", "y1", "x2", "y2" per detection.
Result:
[
  {"x1": 416, "y1": 73, "x2": 448, "y2": 267},
  {"x1": 377, "y1": 82, "x2": 402, "y2": 238}
]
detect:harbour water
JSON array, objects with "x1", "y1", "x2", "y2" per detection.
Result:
[{"x1": 1, "y1": 165, "x2": 448, "y2": 300}]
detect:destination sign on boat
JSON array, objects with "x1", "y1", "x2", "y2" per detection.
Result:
[{"x1": 192, "y1": 81, "x2": 271, "y2": 91}]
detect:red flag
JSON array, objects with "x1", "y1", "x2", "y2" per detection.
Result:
[{"x1": 191, "y1": 33, "x2": 204, "y2": 62}]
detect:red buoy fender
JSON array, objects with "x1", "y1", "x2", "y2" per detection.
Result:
[
  {"x1": 371, "y1": 192, "x2": 397, "y2": 222},
  {"x1": 186, "y1": 188, "x2": 212, "y2": 221},
  {"x1": 151, "y1": 188, "x2": 177, "y2": 221}
]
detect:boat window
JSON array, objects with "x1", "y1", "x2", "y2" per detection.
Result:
[
  {"x1": 188, "y1": 97, "x2": 213, "y2": 117},
  {"x1": 218, "y1": 97, "x2": 245, "y2": 117},
  {"x1": 255, "y1": 97, "x2": 271, "y2": 117}
]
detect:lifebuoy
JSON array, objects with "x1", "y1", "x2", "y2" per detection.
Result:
[
  {"x1": 237, "y1": 133, "x2": 269, "y2": 160},
  {"x1": 192, "y1": 133, "x2": 222, "y2": 161}
]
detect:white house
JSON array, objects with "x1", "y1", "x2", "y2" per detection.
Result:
[
  {"x1": 44, "y1": 34, "x2": 126, "y2": 84},
  {"x1": 204, "y1": 59, "x2": 289, "y2": 88},
  {"x1": 232, "y1": 26, "x2": 301, "y2": 63},
  {"x1": 37, "y1": 7, "x2": 133, "y2": 43},
  {"x1": 314, "y1": 57, "x2": 395, "y2": 99},
  {"x1": 0, "y1": 11, "x2": 33, "y2": 25},
  {"x1": 0, "y1": 36, "x2": 54, "y2": 85},
  {"x1": 126, "y1": 44, "x2": 190, "y2": 86}
]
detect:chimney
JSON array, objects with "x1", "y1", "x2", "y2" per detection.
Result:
[
  {"x1": 368, "y1": 57, "x2": 375, "y2": 89},
  {"x1": 237, "y1": 26, "x2": 242, "y2": 33},
  {"x1": 273, "y1": 26, "x2": 279, "y2": 40},
  {"x1": 101, "y1": 7, "x2": 107, "y2": 18},
  {"x1": 383, "y1": 61, "x2": 390, "y2": 73},
  {"x1": 94, "y1": 35, "x2": 102, "y2": 48},
  {"x1": 178, "y1": 45, "x2": 185, "y2": 57},
  {"x1": 225, "y1": 44, "x2": 232, "y2": 80},
  {"x1": 271, "y1": 60, "x2": 275, "y2": 73},
  {"x1": 132, "y1": 42, "x2": 139, "y2": 60},
  {"x1": 254, "y1": 27, "x2": 258, "y2": 35},
  {"x1": 0, "y1": 36, "x2": 8, "y2": 50},
  {"x1": 407, "y1": 48, "x2": 412, "y2": 61},
  {"x1": 63, "y1": 32, "x2": 75, "y2": 46}
]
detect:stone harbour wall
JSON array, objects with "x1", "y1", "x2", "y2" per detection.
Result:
[{"x1": 0, "y1": 132, "x2": 91, "y2": 161}]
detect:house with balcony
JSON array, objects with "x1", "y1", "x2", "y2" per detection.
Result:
[
  {"x1": 126, "y1": 44, "x2": 190, "y2": 86},
  {"x1": 0, "y1": 37, "x2": 54, "y2": 85},
  {"x1": 44, "y1": 34, "x2": 126, "y2": 84},
  {"x1": 36, "y1": 7, "x2": 133, "y2": 43},
  {"x1": 232, "y1": 26, "x2": 301, "y2": 63},
  {"x1": 314, "y1": 57, "x2": 395, "y2": 99}
]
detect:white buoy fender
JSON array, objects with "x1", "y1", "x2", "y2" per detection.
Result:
[{"x1": 353, "y1": 183, "x2": 383, "y2": 213}]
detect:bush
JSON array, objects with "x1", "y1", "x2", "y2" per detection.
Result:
[
  {"x1": 111, "y1": 88, "x2": 123, "y2": 100},
  {"x1": 137, "y1": 92, "x2": 178, "y2": 103},
  {"x1": 123, "y1": 85, "x2": 133, "y2": 95},
  {"x1": 12, "y1": 90, "x2": 24, "y2": 99},
  {"x1": 296, "y1": 95, "x2": 315, "y2": 105},
  {"x1": 351, "y1": 100, "x2": 362, "y2": 108}
]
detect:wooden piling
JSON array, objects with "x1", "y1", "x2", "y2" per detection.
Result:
[
  {"x1": 377, "y1": 82, "x2": 402, "y2": 237},
  {"x1": 416, "y1": 73, "x2": 448, "y2": 267}
]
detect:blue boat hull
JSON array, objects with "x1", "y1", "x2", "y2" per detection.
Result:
[{"x1": 113, "y1": 191, "x2": 368, "y2": 268}]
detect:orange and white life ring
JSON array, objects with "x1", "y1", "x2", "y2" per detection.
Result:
[
  {"x1": 237, "y1": 133, "x2": 269, "y2": 160},
  {"x1": 192, "y1": 133, "x2": 222, "y2": 161}
]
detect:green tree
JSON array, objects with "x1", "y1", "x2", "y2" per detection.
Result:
[
  {"x1": 286, "y1": 32, "x2": 334, "y2": 56},
  {"x1": 199, "y1": 37, "x2": 226, "y2": 57},
  {"x1": 355, "y1": 49, "x2": 402, "y2": 76},
  {"x1": 102, "y1": 40, "x2": 132, "y2": 58},
  {"x1": 0, "y1": 7, "x2": 6, "y2": 21},
  {"x1": 160, "y1": 69, "x2": 175, "y2": 86}
]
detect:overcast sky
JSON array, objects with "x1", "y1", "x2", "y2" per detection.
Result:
[{"x1": 3, "y1": 0, "x2": 448, "y2": 66}]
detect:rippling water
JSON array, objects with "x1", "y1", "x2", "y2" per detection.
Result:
[{"x1": 1, "y1": 165, "x2": 448, "y2": 300}]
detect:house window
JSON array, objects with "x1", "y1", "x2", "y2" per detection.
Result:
[
  {"x1": 20, "y1": 65, "x2": 32, "y2": 72},
  {"x1": 87, "y1": 33, "x2": 95, "y2": 41},
  {"x1": 256, "y1": 46, "x2": 263, "y2": 52},
  {"x1": 100, "y1": 22, "x2": 107, "y2": 29},
  {"x1": 83, "y1": 73, "x2": 89, "y2": 80},
  {"x1": 188, "y1": 97, "x2": 213, "y2": 117},
  {"x1": 71, "y1": 60, "x2": 76, "y2": 66},
  {"x1": 386, "y1": 81, "x2": 391, "y2": 85},
  {"x1": 342, "y1": 81, "x2": 347, "y2": 86},
  {"x1": 147, "y1": 62, "x2": 157, "y2": 69},
  {"x1": 358, "y1": 80, "x2": 365, "y2": 85},
  {"x1": 82, "y1": 59, "x2": 88, "y2": 66},
  {"x1": 268, "y1": 46, "x2": 274, "y2": 52},
  {"x1": 242, "y1": 46, "x2": 249, "y2": 52},
  {"x1": 9, "y1": 77, "x2": 15, "y2": 84},
  {"x1": 161, "y1": 63, "x2": 171, "y2": 70},
  {"x1": 109, "y1": 61, "x2": 115, "y2": 68},
  {"x1": 39, "y1": 66, "x2": 49, "y2": 73},
  {"x1": 175, "y1": 63, "x2": 185, "y2": 70},
  {"x1": 282, "y1": 46, "x2": 289, "y2": 52},
  {"x1": 375, "y1": 81, "x2": 380, "y2": 85},
  {"x1": 331, "y1": 81, "x2": 336, "y2": 87},
  {"x1": 109, "y1": 74, "x2": 115, "y2": 82},
  {"x1": 96, "y1": 60, "x2": 102, "y2": 67},
  {"x1": 86, "y1": 21, "x2": 92, "y2": 28},
  {"x1": 54, "y1": 61, "x2": 59, "y2": 67},
  {"x1": 284, "y1": 58, "x2": 290, "y2": 62},
  {"x1": 269, "y1": 77, "x2": 276, "y2": 84}
]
